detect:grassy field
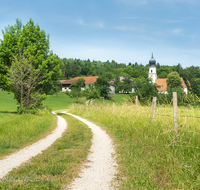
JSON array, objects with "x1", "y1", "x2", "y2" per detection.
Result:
[
  {"x1": 43, "y1": 92, "x2": 75, "y2": 111},
  {"x1": 0, "y1": 91, "x2": 76, "y2": 158},
  {"x1": 0, "y1": 91, "x2": 17, "y2": 112},
  {"x1": 69, "y1": 103, "x2": 200, "y2": 189},
  {"x1": 0, "y1": 109, "x2": 57, "y2": 158},
  {"x1": 0, "y1": 114, "x2": 92, "y2": 189}
]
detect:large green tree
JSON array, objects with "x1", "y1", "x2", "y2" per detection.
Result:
[
  {"x1": 166, "y1": 71, "x2": 183, "y2": 90},
  {"x1": 130, "y1": 77, "x2": 158, "y2": 104},
  {"x1": 0, "y1": 18, "x2": 63, "y2": 94},
  {"x1": 116, "y1": 76, "x2": 133, "y2": 93},
  {"x1": 94, "y1": 76, "x2": 111, "y2": 99}
]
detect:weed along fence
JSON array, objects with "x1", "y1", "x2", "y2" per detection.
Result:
[
  {"x1": 70, "y1": 94, "x2": 200, "y2": 189},
  {"x1": 73, "y1": 93, "x2": 200, "y2": 125},
  {"x1": 79, "y1": 92, "x2": 199, "y2": 131}
]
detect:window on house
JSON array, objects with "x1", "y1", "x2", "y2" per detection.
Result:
[{"x1": 151, "y1": 70, "x2": 153, "y2": 73}]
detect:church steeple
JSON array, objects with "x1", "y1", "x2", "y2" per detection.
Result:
[
  {"x1": 149, "y1": 52, "x2": 156, "y2": 67},
  {"x1": 148, "y1": 52, "x2": 157, "y2": 83}
]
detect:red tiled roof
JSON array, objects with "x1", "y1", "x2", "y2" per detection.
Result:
[
  {"x1": 63, "y1": 76, "x2": 98, "y2": 85},
  {"x1": 156, "y1": 77, "x2": 187, "y2": 92},
  {"x1": 156, "y1": 78, "x2": 167, "y2": 91}
]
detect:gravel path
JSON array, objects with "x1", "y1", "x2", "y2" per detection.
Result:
[
  {"x1": 65, "y1": 113, "x2": 118, "y2": 190},
  {"x1": 0, "y1": 112, "x2": 67, "y2": 179}
]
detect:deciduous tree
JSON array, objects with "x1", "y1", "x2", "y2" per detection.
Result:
[
  {"x1": 9, "y1": 50, "x2": 46, "y2": 112},
  {"x1": 0, "y1": 18, "x2": 63, "y2": 94}
]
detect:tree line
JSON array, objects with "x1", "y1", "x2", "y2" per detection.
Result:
[{"x1": 61, "y1": 58, "x2": 200, "y2": 97}]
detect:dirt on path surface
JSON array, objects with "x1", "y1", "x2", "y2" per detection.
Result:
[
  {"x1": 65, "y1": 113, "x2": 118, "y2": 190},
  {"x1": 0, "y1": 112, "x2": 67, "y2": 179}
]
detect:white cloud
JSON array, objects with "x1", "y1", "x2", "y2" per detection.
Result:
[
  {"x1": 170, "y1": 28, "x2": 183, "y2": 35},
  {"x1": 115, "y1": 26, "x2": 136, "y2": 31},
  {"x1": 76, "y1": 19, "x2": 86, "y2": 26},
  {"x1": 72, "y1": 18, "x2": 105, "y2": 29},
  {"x1": 94, "y1": 22, "x2": 105, "y2": 29}
]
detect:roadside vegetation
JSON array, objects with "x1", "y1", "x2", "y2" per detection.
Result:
[
  {"x1": 0, "y1": 114, "x2": 92, "y2": 189},
  {"x1": 0, "y1": 91, "x2": 74, "y2": 158},
  {"x1": 0, "y1": 92, "x2": 57, "y2": 158},
  {"x1": 69, "y1": 102, "x2": 200, "y2": 189}
]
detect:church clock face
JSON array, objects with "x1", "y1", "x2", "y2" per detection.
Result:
[{"x1": 150, "y1": 75, "x2": 153, "y2": 77}]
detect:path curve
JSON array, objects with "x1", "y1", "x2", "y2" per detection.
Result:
[
  {"x1": 0, "y1": 112, "x2": 67, "y2": 179},
  {"x1": 65, "y1": 113, "x2": 117, "y2": 190}
]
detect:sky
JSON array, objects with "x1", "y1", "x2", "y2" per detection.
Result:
[{"x1": 0, "y1": 0, "x2": 200, "y2": 68}]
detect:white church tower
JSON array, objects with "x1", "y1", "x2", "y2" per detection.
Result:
[{"x1": 148, "y1": 52, "x2": 157, "y2": 83}]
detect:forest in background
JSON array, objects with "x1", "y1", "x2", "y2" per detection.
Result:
[{"x1": 61, "y1": 58, "x2": 200, "y2": 97}]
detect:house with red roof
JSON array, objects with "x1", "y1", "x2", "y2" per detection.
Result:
[
  {"x1": 61, "y1": 76, "x2": 115, "y2": 94},
  {"x1": 156, "y1": 78, "x2": 188, "y2": 94}
]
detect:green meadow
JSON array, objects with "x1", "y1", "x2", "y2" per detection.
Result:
[
  {"x1": 69, "y1": 103, "x2": 200, "y2": 189},
  {"x1": 0, "y1": 92, "x2": 57, "y2": 157},
  {"x1": 1, "y1": 90, "x2": 200, "y2": 189},
  {"x1": 0, "y1": 91, "x2": 76, "y2": 157}
]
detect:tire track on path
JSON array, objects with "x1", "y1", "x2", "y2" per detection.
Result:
[
  {"x1": 0, "y1": 112, "x2": 67, "y2": 179},
  {"x1": 65, "y1": 113, "x2": 117, "y2": 190}
]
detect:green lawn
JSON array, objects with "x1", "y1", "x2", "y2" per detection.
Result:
[
  {"x1": 112, "y1": 93, "x2": 131, "y2": 104},
  {"x1": 0, "y1": 91, "x2": 75, "y2": 158},
  {"x1": 0, "y1": 91, "x2": 17, "y2": 112},
  {"x1": 43, "y1": 92, "x2": 75, "y2": 111}
]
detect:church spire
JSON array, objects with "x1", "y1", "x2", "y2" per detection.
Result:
[
  {"x1": 149, "y1": 52, "x2": 156, "y2": 66},
  {"x1": 148, "y1": 51, "x2": 157, "y2": 83}
]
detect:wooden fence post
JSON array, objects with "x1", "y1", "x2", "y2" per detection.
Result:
[
  {"x1": 173, "y1": 92, "x2": 178, "y2": 134},
  {"x1": 151, "y1": 97, "x2": 157, "y2": 123},
  {"x1": 95, "y1": 103, "x2": 97, "y2": 111},
  {"x1": 113, "y1": 103, "x2": 115, "y2": 116},
  {"x1": 107, "y1": 103, "x2": 109, "y2": 112},
  {"x1": 86, "y1": 102, "x2": 88, "y2": 110},
  {"x1": 100, "y1": 105, "x2": 102, "y2": 112},
  {"x1": 136, "y1": 96, "x2": 138, "y2": 112}
]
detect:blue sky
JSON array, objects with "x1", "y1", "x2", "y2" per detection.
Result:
[{"x1": 0, "y1": 0, "x2": 200, "y2": 68}]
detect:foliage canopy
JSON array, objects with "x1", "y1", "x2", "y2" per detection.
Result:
[{"x1": 0, "y1": 19, "x2": 63, "y2": 111}]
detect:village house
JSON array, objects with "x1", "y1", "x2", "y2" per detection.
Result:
[{"x1": 61, "y1": 76, "x2": 116, "y2": 94}]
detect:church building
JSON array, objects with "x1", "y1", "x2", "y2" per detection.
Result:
[{"x1": 148, "y1": 53, "x2": 188, "y2": 94}]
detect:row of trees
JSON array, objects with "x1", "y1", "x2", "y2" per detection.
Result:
[{"x1": 0, "y1": 19, "x2": 64, "y2": 113}]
